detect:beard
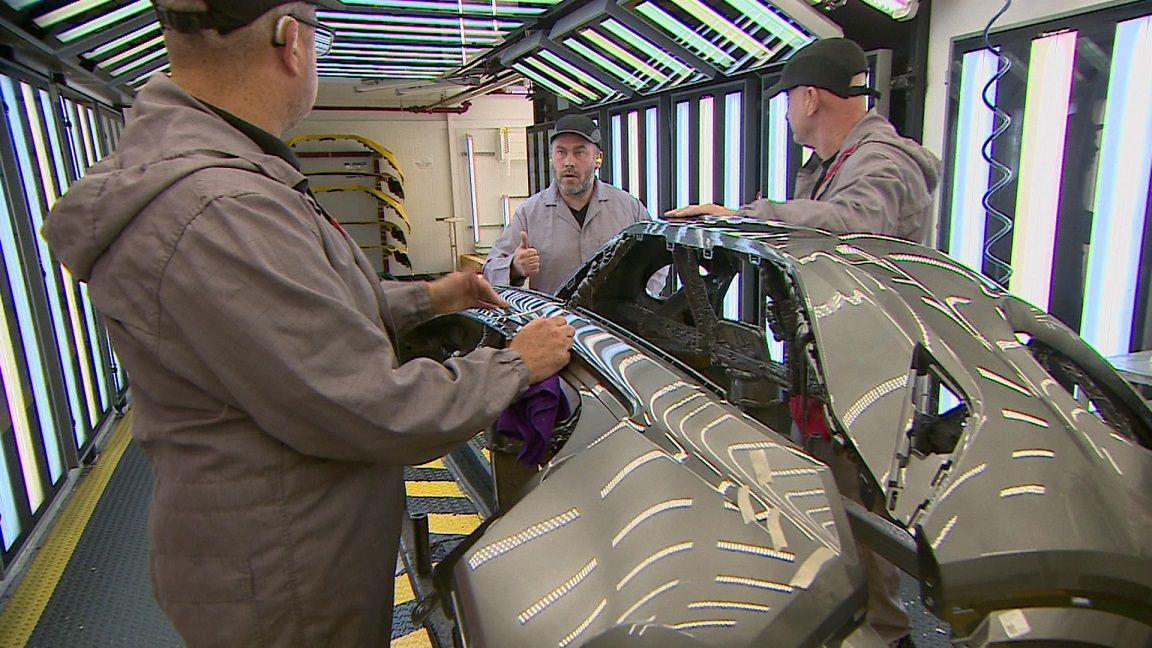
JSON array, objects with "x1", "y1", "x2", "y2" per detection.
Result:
[{"x1": 558, "y1": 170, "x2": 595, "y2": 196}]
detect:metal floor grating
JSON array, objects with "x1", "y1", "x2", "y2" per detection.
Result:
[
  {"x1": 25, "y1": 440, "x2": 181, "y2": 648},
  {"x1": 0, "y1": 421, "x2": 485, "y2": 648}
]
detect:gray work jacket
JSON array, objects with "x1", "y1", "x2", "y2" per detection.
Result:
[
  {"x1": 42, "y1": 74, "x2": 529, "y2": 647},
  {"x1": 484, "y1": 179, "x2": 650, "y2": 294},
  {"x1": 739, "y1": 110, "x2": 942, "y2": 245}
]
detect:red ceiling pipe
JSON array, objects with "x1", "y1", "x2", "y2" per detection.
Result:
[{"x1": 311, "y1": 101, "x2": 472, "y2": 115}]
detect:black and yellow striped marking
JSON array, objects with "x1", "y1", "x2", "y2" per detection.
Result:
[
  {"x1": 0, "y1": 416, "x2": 486, "y2": 648},
  {"x1": 0, "y1": 412, "x2": 134, "y2": 647},
  {"x1": 394, "y1": 454, "x2": 486, "y2": 647}
]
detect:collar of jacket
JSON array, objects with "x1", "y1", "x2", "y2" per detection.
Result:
[
  {"x1": 204, "y1": 103, "x2": 303, "y2": 170},
  {"x1": 542, "y1": 177, "x2": 611, "y2": 207},
  {"x1": 833, "y1": 109, "x2": 888, "y2": 158},
  {"x1": 147, "y1": 74, "x2": 309, "y2": 193}
]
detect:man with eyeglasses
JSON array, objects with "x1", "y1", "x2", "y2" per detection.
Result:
[
  {"x1": 42, "y1": 1, "x2": 575, "y2": 645},
  {"x1": 484, "y1": 113, "x2": 651, "y2": 295}
]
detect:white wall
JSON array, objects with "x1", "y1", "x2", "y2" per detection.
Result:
[
  {"x1": 287, "y1": 82, "x2": 533, "y2": 275},
  {"x1": 923, "y1": 0, "x2": 1121, "y2": 156}
]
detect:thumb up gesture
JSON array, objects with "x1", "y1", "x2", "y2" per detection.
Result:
[{"x1": 511, "y1": 231, "x2": 540, "y2": 279}]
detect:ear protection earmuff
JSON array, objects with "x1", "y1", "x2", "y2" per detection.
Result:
[{"x1": 272, "y1": 14, "x2": 292, "y2": 47}]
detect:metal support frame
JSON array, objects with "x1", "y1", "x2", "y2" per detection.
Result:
[{"x1": 0, "y1": 7, "x2": 129, "y2": 104}]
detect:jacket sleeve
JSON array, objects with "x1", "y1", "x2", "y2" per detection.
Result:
[
  {"x1": 737, "y1": 145, "x2": 927, "y2": 236},
  {"x1": 483, "y1": 208, "x2": 528, "y2": 287},
  {"x1": 159, "y1": 192, "x2": 531, "y2": 465},
  {"x1": 378, "y1": 280, "x2": 433, "y2": 333}
]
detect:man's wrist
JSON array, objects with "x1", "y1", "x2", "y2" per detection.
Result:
[{"x1": 426, "y1": 280, "x2": 449, "y2": 314}]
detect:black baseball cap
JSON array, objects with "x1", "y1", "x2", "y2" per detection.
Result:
[
  {"x1": 153, "y1": 0, "x2": 342, "y2": 35},
  {"x1": 765, "y1": 38, "x2": 878, "y2": 99},
  {"x1": 550, "y1": 114, "x2": 601, "y2": 146}
]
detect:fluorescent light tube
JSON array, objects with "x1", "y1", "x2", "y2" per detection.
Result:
[
  {"x1": 1080, "y1": 15, "x2": 1152, "y2": 357},
  {"x1": 1008, "y1": 31, "x2": 1076, "y2": 311}
]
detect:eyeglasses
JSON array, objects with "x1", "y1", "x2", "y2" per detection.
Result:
[{"x1": 275, "y1": 13, "x2": 335, "y2": 58}]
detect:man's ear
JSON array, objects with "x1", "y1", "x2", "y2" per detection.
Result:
[
  {"x1": 276, "y1": 16, "x2": 303, "y2": 76},
  {"x1": 804, "y1": 86, "x2": 820, "y2": 116}
]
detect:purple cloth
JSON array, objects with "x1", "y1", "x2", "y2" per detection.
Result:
[{"x1": 496, "y1": 375, "x2": 571, "y2": 466}]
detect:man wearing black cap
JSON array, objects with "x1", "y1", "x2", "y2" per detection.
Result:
[
  {"x1": 484, "y1": 113, "x2": 651, "y2": 294},
  {"x1": 42, "y1": 1, "x2": 576, "y2": 645},
  {"x1": 666, "y1": 37, "x2": 941, "y2": 248},
  {"x1": 670, "y1": 37, "x2": 936, "y2": 648}
]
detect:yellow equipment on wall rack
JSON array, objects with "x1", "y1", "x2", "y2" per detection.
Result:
[{"x1": 288, "y1": 134, "x2": 412, "y2": 271}]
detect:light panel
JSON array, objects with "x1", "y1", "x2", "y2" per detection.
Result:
[
  {"x1": 518, "y1": 52, "x2": 609, "y2": 102},
  {"x1": 59, "y1": 98, "x2": 103, "y2": 425},
  {"x1": 860, "y1": 0, "x2": 918, "y2": 21},
  {"x1": 1080, "y1": 15, "x2": 1152, "y2": 357},
  {"x1": 627, "y1": 110, "x2": 641, "y2": 199},
  {"x1": 96, "y1": 34, "x2": 163, "y2": 71},
  {"x1": 563, "y1": 38, "x2": 648, "y2": 91},
  {"x1": 536, "y1": 49, "x2": 619, "y2": 98},
  {"x1": 34, "y1": 0, "x2": 117, "y2": 27},
  {"x1": 466, "y1": 134, "x2": 481, "y2": 246},
  {"x1": 340, "y1": 0, "x2": 556, "y2": 16},
  {"x1": 0, "y1": 142, "x2": 48, "y2": 523},
  {"x1": 128, "y1": 63, "x2": 169, "y2": 87},
  {"x1": 601, "y1": 18, "x2": 695, "y2": 79},
  {"x1": 611, "y1": 113, "x2": 624, "y2": 187},
  {"x1": 698, "y1": 96, "x2": 714, "y2": 204},
  {"x1": 765, "y1": 91, "x2": 789, "y2": 201},
  {"x1": 675, "y1": 101, "x2": 690, "y2": 206},
  {"x1": 645, "y1": 107, "x2": 659, "y2": 211},
  {"x1": 80, "y1": 282, "x2": 109, "y2": 411},
  {"x1": 5, "y1": 78, "x2": 69, "y2": 479},
  {"x1": 722, "y1": 93, "x2": 742, "y2": 320},
  {"x1": 32, "y1": 88, "x2": 89, "y2": 447},
  {"x1": 0, "y1": 270, "x2": 33, "y2": 549},
  {"x1": 636, "y1": 2, "x2": 736, "y2": 69},
  {"x1": 667, "y1": 0, "x2": 775, "y2": 61},
  {"x1": 107, "y1": 47, "x2": 165, "y2": 79},
  {"x1": 946, "y1": 49, "x2": 999, "y2": 274},
  {"x1": 82, "y1": 22, "x2": 161, "y2": 60},
  {"x1": 723, "y1": 92, "x2": 742, "y2": 209},
  {"x1": 1008, "y1": 31, "x2": 1076, "y2": 311},
  {"x1": 53, "y1": 0, "x2": 152, "y2": 43}
]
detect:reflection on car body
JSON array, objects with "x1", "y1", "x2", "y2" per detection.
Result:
[{"x1": 401, "y1": 218, "x2": 1152, "y2": 647}]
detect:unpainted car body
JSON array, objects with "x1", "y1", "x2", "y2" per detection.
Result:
[{"x1": 402, "y1": 219, "x2": 1152, "y2": 647}]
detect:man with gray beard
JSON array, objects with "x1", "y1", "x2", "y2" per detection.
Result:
[{"x1": 484, "y1": 114, "x2": 650, "y2": 295}]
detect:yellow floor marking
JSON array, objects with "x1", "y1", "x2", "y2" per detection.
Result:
[
  {"x1": 0, "y1": 412, "x2": 134, "y2": 647},
  {"x1": 428, "y1": 513, "x2": 483, "y2": 536},
  {"x1": 405, "y1": 481, "x2": 466, "y2": 498},
  {"x1": 415, "y1": 459, "x2": 445, "y2": 469},
  {"x1": 394, "y1": 572, "x2": 415, "y2": 605},
  {"x1": 391, "y1": 628, "x2": 433, "y2": 648}
]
